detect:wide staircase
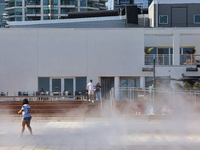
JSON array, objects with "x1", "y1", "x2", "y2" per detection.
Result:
[
  {"x1": 1, "y1": 99, "x2": 200, "y2": 121},
  {"x1": 0, "y1": 100, "x2": 103, "y2": 121}
]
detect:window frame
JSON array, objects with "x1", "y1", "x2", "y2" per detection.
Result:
[{"x1": 159, "y1": 15, "x2": 168, "y2": 24}]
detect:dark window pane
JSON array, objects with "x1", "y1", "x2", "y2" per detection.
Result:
[
  {"x1": 170, "y1": 48, "x2": 173, "y2": 54},
  {"x1": 183, "y1": 48, "x2": 194, "y2": 54},
  {"x1": 159, "y1": 15, "x2": 168, "y2": 24},
  {"x1": 52, "y1": 79, "x2": 61, "y2": 92},
  {"x1": 38, "y1": 77, "x2": 49, "y2": 92},
  {"x1": 145, "y1": 47, "x2": 157, "y2": 54},
  {"x1": 195, "y1": 15, "x2": 200, "y2": 23},
  {"x1": 76, "y1": 77, "x2": 87, "y2": 93},
  {"x1": 145, "y1": 77, "x2": 153, "y2": 87},
  {"x1": 158, "y1": 48, "x2": 169, "y2": 54},
  {"x1": 64, "y1": 79, "x2": 73, "y2": 95}
]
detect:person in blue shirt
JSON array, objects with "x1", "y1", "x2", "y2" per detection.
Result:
[{"x1": 18, "y1": 99, "x2": 33, "y2": 137}]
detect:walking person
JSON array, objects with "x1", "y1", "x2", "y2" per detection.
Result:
[
  {"x1": 18, "y1": 99, "x2": 33, "y2": 137},
  {"x1": 96, "y1": 83, "x2": 101, "y2": 100},
  {"x1": 86, "y1": 79, "x2": 96, "y2": 103}
]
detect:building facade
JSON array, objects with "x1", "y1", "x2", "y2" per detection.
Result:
[
  {"x1": 0, "y1": 0, "x2": 5, "y2": 26},
  {"x1": 113, "y1": 0, "x2": 153, "y2": 10},
  {"x1": 149, "y1": 0, "x2": 200, "y2": 27},
  {"x1": 0, "y1": 28, "x2": 199, "y2": 98},
  {"x1": 5, "y1": 0, "x2": 108, "y2": 21}
]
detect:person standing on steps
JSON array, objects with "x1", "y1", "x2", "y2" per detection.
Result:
[
  {"x1": 86, "y1": 79, "x2": 96, "y2": 103},
  {"x1": 96, "y1": 83, "x2": 101, "y2": 100}
]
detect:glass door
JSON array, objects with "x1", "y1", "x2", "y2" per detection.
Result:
[
  {"x1": 121, "y1": 78, "x2": 137, "y2": 100},
  {"x1": 52, "y1": 79, "x2": 61, "y2": 92},
  {"x1": 121, "y1": 78, "x2": 129, "y2": 99},
  {"x1": 64, "y1": 78, "x2": 73, "y2": 95},
  {"x1": 130, "y1": 78, "x2": 136, "y2": 87}
]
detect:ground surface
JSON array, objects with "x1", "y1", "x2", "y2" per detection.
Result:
[{"x1": 0, "y1": 117, "x2": 200, "y2": 150}]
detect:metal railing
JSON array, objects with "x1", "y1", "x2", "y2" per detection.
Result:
[
  {"x1": 0, "y1": 91, "x2": 85, "y2": 101},
  {"x1": 145, "y1": 54, "x2": 173, "y2": 65},
  {"x1": 110, "y1": 87, "x2": 200, "y2": 107},
  {"x1": 180, "y1": 54, "x2": 200, "y2": 65}
]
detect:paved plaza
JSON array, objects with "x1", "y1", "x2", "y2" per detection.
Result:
[{"x1": 0, "y1": 117, "x2": 200, "y2": 150}]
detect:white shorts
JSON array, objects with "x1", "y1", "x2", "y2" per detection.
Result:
[{"x1": 88, "y1": 90, "x2": 94, "y2": 95}]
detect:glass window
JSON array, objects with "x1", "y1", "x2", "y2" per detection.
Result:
[
  {"x1": 145, "y1": 77, "x2": 153, "y2": 87},
  {"x1": 180, "y1": 48, "x2": 195, "y2": 65},
  {"x1": 53, "y1": 0, "x2": 58, "y2": 5},
  {"x1": 38, "y1": 77, "x2": 50, "y2": 92},
  {"x1": 145, "y1": 47, "x2": 157, "y2": 54},
  {"x1": 52, "y1": 79, "x2": 61, "y2": 92},
  {"x1": 80, "y1": 9, "x2": 87, "y2": 12},
  {"x1": 43, "y1": 7, "x2": 50, "y2": 14},
  {"x1": 64, "y1": 79, "x2": 73, "y2": 95},
  {"x1": 43, "y1": 16, "x2": 50, "y2": 20},
  {"x1": 145, "y1": 77, "x2": 170, "y2": 88},
  {"x1": 16, "y1": 9, "x2": 22, "y2": 15},
  {"x1": 43, "y1": 0, "x2": 49, "y2": 5},
  {"x1": 53, "y1": 7, "x2": 58, "y2": 14},
  {"x1": 194, "y1": 15, "x2": 200, "y2": 23},
  {"x1": 158, "y1": 48, "x2": 169, "y2": 54},
  {"x1": 16, "y1": 0, "x2": 22, "y2": 6},
  {"x1": 76, "y1": 77, "x2": 86, "y2": 93},
  {"x1": 130, "y1": 78, "x2": 137, "y2": 87},
  {"x1": 170, "y1": 48, "x2": 173, "y2": 54},
  {"x1": 80, "y1": 0, "x2": 87, "y2": 6},
  {"x1": 15, "y1": 17, "x2": 22, "y2": 21},
  {"x1": 159, "y1": 15, "x2": 168, "y2": 24}
]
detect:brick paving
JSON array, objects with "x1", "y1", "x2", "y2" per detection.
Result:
[{"x1": 0, "y1": 118, "x2": 200, "y2": 150}]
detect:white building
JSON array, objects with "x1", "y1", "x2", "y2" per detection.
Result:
[
  {"x1": 0, "y1": 27, "x2": 200, "y2": 97},
  {"x1": 1, "y1": 0, "x2": 200, "y2": 98}
]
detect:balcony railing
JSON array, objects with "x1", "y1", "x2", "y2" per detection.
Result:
[
  {"x1": 145, "y1": 54, "x2": 173, "y2": 65},
  {"x1": 180, "y1": 54, "x2": 200, "y2": 65},
  {"x1": 26, "y1": 0, "x2": 40, "y2": 5}
]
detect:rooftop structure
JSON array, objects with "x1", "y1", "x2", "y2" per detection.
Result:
[
  {"x1": 149, "y1": 0, "x2": 200, "y2": 27},
  {"x1": 113, "y1": 0, "x2": 153, "y2": 10},
  {"x1": 7, "y1": 14, "x2": 149, "y2": 28}
]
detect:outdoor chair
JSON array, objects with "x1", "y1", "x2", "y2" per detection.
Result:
[{"x1": 145, "y1": 105, "x2": 155, "y2": 115}]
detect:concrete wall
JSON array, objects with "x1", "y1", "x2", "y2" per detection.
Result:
[{"x1": 0, "y1": 28, "x2": 200, "y2": 94}]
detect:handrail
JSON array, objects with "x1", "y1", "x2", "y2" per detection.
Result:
[{"x1": 0, "y1": 95, "x2": 84, "y2": 101}]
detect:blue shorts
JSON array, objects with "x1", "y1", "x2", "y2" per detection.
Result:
[{"x1": 22, "y1": 116, "x2": 32, "y2": 121}]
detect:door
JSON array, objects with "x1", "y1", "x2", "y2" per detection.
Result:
[
  {"x1": 101, "y1": 77, "x2": 114, "y2": 100},
  {"x1": 52, "y1": 79, "x2": 61, "y2": 92},
  {"x1": 121, "y1": 78, "x2": 137, "y2": 99},
  {"x1": 172, "y1": 7, "x2": 187, "y2": 27},
  {"x1": 121, "y1": 78, "x2": 129, "y2": 99}
]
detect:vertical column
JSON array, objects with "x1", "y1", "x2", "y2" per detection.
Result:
[
  {"x1": 61, "y1": 78, "x2": 64, "y2": 95},
  {"x1": 22, "y1": 0, "x2": 25, "y2": 21},
  {"x1": 50, "y1": 78, "x2": 52, "y2": 95},
  {"x1": 73, "y1": 77, "x2": 76, "y2": 96},
  {"x1": 173, "y1": 33, "x2": 180, "y2": 65},
  {"x1": 155, "y1": 0, "x2": 158, "y2": 27},
  {"x1": 140, "y1": 76, "x2": 145, "y2": 90},
  {"x1": 41, "y1": 0, "x2": 43, "y2": 20},
  {"x1": 78, "y1": 0, "x2": 80, "y2": 12},
  {"x1": 114, "y1": 76, "x2": 120, "y2": 100},
  {"x1": 58, "y1": 0, "x2": 60, "y2": 19}
]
